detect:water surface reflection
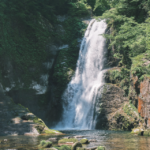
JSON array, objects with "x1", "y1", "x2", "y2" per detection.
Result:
[{"x1": 0, "y1": 130, "x2": 150, "y2": 150}]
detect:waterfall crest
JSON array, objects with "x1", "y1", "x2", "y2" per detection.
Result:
[{"x1": 56, "y1": 19, "x2": 107, "y2": 129}]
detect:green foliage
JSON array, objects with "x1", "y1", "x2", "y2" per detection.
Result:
[
  {"x1": 131, "y1": 51, "x2": 150, "y2": 80},
  {"x1": 52, "y1": 18, "x2": 87, "y2": 102},
  {"x1": 145, "y1": 12, "x2": 150, "y2": 51},
  {"x1": 94, "y1": 0, "x2": 110, "y2": 15},
  {"x1": 69, "y1": 0, "x2": 92, "y2": 17},
  {"x1": 98, "y1": 0, "x2": 150, "y2": 68},
  {"x1": 0, "y1": 0, "x2": 57, "y2": 89},
  {"x1": 108, "y1": 67, "x2": 130, "y2": 95},
  {"x1": 0, "y1": 0, "x2": 90, "y2": 90},
  {"x1": 123, "y1": 103, "x2": 138, "y2": 117}
]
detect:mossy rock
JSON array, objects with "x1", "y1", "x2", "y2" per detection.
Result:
[
  {"x1": 33, "y1": 117, "x2": 62, "y2": 134},
  {"x1": 143, "y1": 131, "x2": 149, "y2": 136},
  {"x1": 21, "y1": 113, "x2": 36, "y2": 120},
  {"x1": 79, "y1": 138, "x2": 89, "y2": 144},
  {"x1": 39, "y1": 140, "x2": 52, "y2": 148},
  {"x1": 143, "y1": 130, "x2": 150, "y2": 136},
  {"x1": 33, "y1": 117, "x2": 45, "y2": 126},
  {"x1": 71, "y1": 142, "x2": 82, "y2": 150},
  {"x1": 76, "y1": 148, "x2": 86, "y2": 150},
  {"x1": 58, "y1": 138, "x2": 78, "y2": 143},
  {"x1": 97, "y1": 146, "x2": 105, "y2": 150},
  {"x1": 44, "y1": 129, "x2": 62, "y2": 134},
  {"x1": 131, "y1": 128, "x2": 144, "y2": 135},
  {"x1": 35, "y1": 124, "x2": 45, "y2": 133}
]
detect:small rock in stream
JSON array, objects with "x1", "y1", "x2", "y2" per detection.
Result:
[
  {"x1": 4, "y1": 139, "x2": 7, "y2": 142},
  {"x1": 89, "y1": 139, "x2": 97, "y2": 142},
  {"x1": 74, "y1": 135, "x2": 84, "y2": 138},
  {"x1": 48, "y1": 138, "x2": 58, "y2": 142}
]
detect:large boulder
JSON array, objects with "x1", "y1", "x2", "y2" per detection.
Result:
[
  {"x1": 80, "y1": 138, "x2": 89, "y2": 144},
  {"x1": 0, "y1": 90, "x2": 62, "y2": 136},
  {"x1": 71, "y1": 142, "x2": 82, "y2": 150},
  {"x1": 97, "y1": 146, "x2": 105, "y2": 150},
  {"x1": 38, "y1": 140, "x2": 52, "y2": 148},
  {"x1": 95, "y1": 83, "x2": 128, "y2": 130}
]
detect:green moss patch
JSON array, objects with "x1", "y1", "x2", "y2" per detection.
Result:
[
  {"x1": 97, "y1": 146, "x2": 105, "y2": 150},
  {"x1": 79, "y1": 138, "x2": 89, "y2": 144},
  {"x1": 44, "y1": 129, "x2": 62, "y2": 134},
  {"x1": 106, "y1": 67, "x2": 130, "y2": 96},
  {"x1": 123, "y1": 103, "x2": 139, "y2": 117},
  {"x1": 38, "y1": 140, "x2": 52, "y2": 148}
]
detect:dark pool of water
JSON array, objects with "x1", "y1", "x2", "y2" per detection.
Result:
[{"x1": 0, "y1": 130, "x2": 150, "y2": 150}]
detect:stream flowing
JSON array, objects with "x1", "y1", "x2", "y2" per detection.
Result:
[
  {"x1": 56, "y1": 19, "x2": 107, "y2": 129},
  {"x1": 0, "y1": 130, "x2": 150, "y2": 150}
]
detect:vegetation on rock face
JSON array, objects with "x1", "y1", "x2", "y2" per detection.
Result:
[
  {"x1": 0, "y1": 0, "x2": 92, "y2": 90},
  {"x1": 96, "y1": 0, "x2": 150, "y2": 131},
  {"x1": 52, "y1": 18, "x2": 87, "y2": 103},
  {"x1": 100, "y1": 0, "x2": 149, "y2": 64},
  {"x1": 105, "y1": 67, "x2": 130, "y2": 96},
  {"x1": 0, "y1": 0, "x2": 96, "y2": 127},
  {"x1": 131, "y1": 51, "x2": 150, "y2": 81},
  {"x1": 109, "y1": 103, "x2": 142, "y2": 131}
]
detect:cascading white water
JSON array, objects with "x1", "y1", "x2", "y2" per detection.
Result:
[{"x1": 56, "y1": 19, "x2": 107, "y2": 130}]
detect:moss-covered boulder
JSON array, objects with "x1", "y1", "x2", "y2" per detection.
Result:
[
  {"x1": 58, "y1": 138, "x2": 78, "y2": 144},
  {"x1": 95, "y1": 83, "x2": 129, "y2": 130},
  {"x1": 97, "y1": 146, "x2": 105, "y2": 150},
  {"x1": 71, "y1": 142, "x2": 82, "y2": 150},
  {"x1": 131, "y1": 128, "x2": 150, "y2": 136},
  {"x1": 0, "y1": 91, "x2": 62, "y2": 136},
  {"x1": 38, "y1": 140, "x2": 52, "y2": 148},
  {"x1": 131, "y1": 127, "x2": 144, "y2": 135},
  {"x1": 79, "y1": 138, "x2": 89, "y2": 144},
  {"x1": 76, "y1": 148, "x2": 86, "y2": 150},
  {"x1": 108, "y1": 103, "x2": 142, "y2": 131}
]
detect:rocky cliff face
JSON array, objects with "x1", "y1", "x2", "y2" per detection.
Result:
[
  {"x1": 0, "y1": 14, "x2": 91, "y2": 129},
  {"x1": 95, "y1": 49, "x2": 150, "y2": 131},
  {"x1": 95, "y1": 83, "x2": 141, "y2": 130},
  {"x1": 138, "y1": 77, "x2": 150, "y2": 120},
  {"x1": 129, "y1": 76, "x2": 150, "y2": 128}
]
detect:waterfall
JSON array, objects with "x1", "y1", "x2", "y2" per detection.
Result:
[{"x1": 56, "y1": 19, "x2": 107, "y2": 130}]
